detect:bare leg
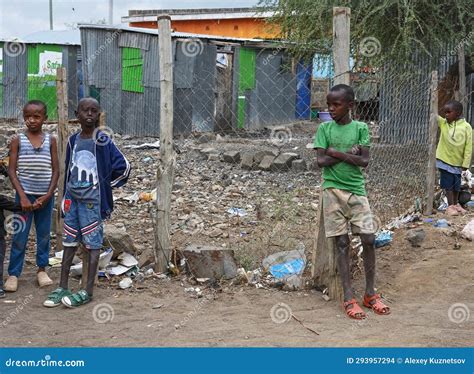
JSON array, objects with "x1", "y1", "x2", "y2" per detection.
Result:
[
  {"x1": 446, "y1": 190, "x2": 455, "y2": 206},
  {"x1": 334, "y1": 234, "x2": 353, "y2": 301},
  {"x1": 360, "y1": 233, "x2": 376, "y2": 296},
  {"x1": 453, "y1": 191, "x2": 460, "y2": 205},
  {"x1": 85, "y1": 249, "x2": 100, "y2": 297},
  {"x1": 59, "y1": 246, "x2": 78, "y2": 290}
]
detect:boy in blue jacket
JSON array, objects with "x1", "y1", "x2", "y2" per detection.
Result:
[{"x1": 44, "y1": 98, "x2": 130, "y2": 308}]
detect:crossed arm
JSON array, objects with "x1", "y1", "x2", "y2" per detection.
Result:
[{"x1": 316, "y1": 146, "x2": 370, "y2": 168}]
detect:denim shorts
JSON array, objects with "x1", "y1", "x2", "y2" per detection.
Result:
[
  {"x1": 63, "y1": 198, "x2": 103, "y2": 250},
  {"x1": 439, "y1": 169, "x2": 461, "y2": 192}
]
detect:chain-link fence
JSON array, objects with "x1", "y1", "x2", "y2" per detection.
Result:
[{"x1": 1, "y1": 27, "x2": 473, "y2": 286}]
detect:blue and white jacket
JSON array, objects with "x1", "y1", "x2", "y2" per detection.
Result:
[{"x1": 64, "y1": 130, "x2": 131, "y2": 220}]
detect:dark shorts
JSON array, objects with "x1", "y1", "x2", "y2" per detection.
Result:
[{"x1": 439, "y1": 169, "x2": 461, "y2": 192}]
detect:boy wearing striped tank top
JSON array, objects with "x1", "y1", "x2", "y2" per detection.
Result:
[{"x1": 4, "y1": 100, "x2": 59, "y2": 292}]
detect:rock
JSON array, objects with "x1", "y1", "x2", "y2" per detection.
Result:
[
  {"x1": 104, "y1": 224, "x2": 137, "y2": 258},
  {"x1": 271, "y1": 153, "x2": 299, "y2": 171},
  {"x1": 138, "y1": 248, "x2": 155, "y2": 268},
  {"x1": 119, "y1": 277, "x2": 133, "y2": 289},
  {"x1": 182, "y1": 244, "x2": 239, "y2": 280},
  {"x1": 208, "y1": 153, "x2": 220, "y2": 161},
  {"x1": 196, "y1": 133, "x2": 216, "y2": 144},
  {"x1": 223, "y1": 151, "x2": 241, "y2": 163},
  {"x1": 405, "y1": 228, "x2": 426, "y2": 247},
  {"x1": 240, "y1": 152, "x2": 256, "y2": 170},
  {"x1": 254, "y1": 150, "x2": 277, "y2": 165},
  {"x1": 258, "y1": 155, "x2": 276, "y2": 171},
  {"x1": 292, "y1": 159, "x2": 307, "y2": 173}
]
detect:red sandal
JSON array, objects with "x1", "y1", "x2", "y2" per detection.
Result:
[
  {"x1": 343, "y1": 298, "x2": 367, "y2": 320},
  {"x1": 363, "y1": 294, "x2": 391, "y2": 315}
]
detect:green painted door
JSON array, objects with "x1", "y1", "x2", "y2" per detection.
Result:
[{"x1": 237, "y1": 48, "x2": 256, "y2": 129}]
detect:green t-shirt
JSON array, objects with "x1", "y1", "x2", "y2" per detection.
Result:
[{"x1": 313, "y1": 120, "x2": 370, "y2": 196}]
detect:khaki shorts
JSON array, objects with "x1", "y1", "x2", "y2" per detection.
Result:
[{"x1": 322, "y1": 188, "x2": 377, "y2": 237}]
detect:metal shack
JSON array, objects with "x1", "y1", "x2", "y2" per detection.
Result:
[
  {"x1": 0, "y1": 30, "x2": 82, "y2": 120},
  {"x1": 80, "y1": 24, "x2": 306, "y2": 136}
]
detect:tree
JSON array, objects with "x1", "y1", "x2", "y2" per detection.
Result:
[{"x1": 258, "y1": 0, "x2": 473, "y2": 70}]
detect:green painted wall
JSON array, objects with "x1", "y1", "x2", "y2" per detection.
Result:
[
  {"x1": 0, "y1": 43, "x2": 3, "y2": 115},
  {"x1": 122, "y1": 47, "x2": 144, "y2": 94},
  {"x1": 27, "y1": 44, "x2": 63, "y2": 119},
  {"x1": 237, "y1": 48, "x2": 256, "y2": 129}
]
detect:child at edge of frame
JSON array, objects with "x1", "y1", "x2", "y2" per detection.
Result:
[
  {"x1": 44, "y1": 97, "x2": 131, "y2": 308},
  {"x1": 436, "y1": 100, "x2": 472, "y2": 216},
  {"x1": 0, "y1": 161, "x2": 22, "y2": 298},
  {"x1": 313, "y1": 84, "x2": 390, "y2": 320}
]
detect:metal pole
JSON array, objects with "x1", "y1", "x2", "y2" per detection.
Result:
[
  {"x1": 49, "y1": 0, "x2": 53, "y2": 30},
  {"x1": 108, "y1": 0, "x2": 113, "y2": 25}
]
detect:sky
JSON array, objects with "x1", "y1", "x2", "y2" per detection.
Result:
[{"x1": 0, "y1": 0, "x2": 259, "y2": 39}]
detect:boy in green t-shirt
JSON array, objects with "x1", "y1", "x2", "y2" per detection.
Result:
[{"x1": 314, "y1": 84, "x2": 390, "y2": 320}]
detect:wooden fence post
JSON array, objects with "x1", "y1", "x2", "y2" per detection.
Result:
[
  {"x1": 332, "y1": 7, "x2": 351, "y2": 85},
  {"x1": 425, "y1": 71, "x2": 439, "y2": 215},
  {"x1": 55, "y1": 67, "x2": 68, "y2": 252},
  {"x1": 154, "y1": 15, "x2": 176, "y2": 273},
  {"x1": 458, "y1": 45, "x2": 466, "y2": 111}
]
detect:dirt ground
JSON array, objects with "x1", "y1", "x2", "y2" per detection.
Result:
[{"x1": 1, "y1": 210, "x2": 473, "y2": 347}]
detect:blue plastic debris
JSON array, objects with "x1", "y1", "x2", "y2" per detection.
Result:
[
  {"x1": 433, "y1": 219, "x2": 449, "y2": 228},
  {"x1": 227, "y1": 207, "x2": 247, "y2": 217},
  {"x1": 270, "y1": 258, "x2": 305, "y2": 279},
  {"x1": 423, "y1": 218, "x2": 434, "y2": 223},
  {"x1": 466, "y1": 201, "x2": 474, "y2": 208},
  {"x1": 374, "y1": 230, "x2": 392, "y2": 248}
]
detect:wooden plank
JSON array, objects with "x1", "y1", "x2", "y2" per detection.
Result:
[
  {"x1": 332, "y1": 7, "x2": 350, "y2": 86},
  {"x1": 425, "y1": 70, "x2": 439, "y2": 215},
  {"x1": 458, "y1": 45, "x2": 466, "y2": 111},
  {"x1": 154, "y1": 15, "x2": 176, "y2": 273},
  {"x1": 55, "y1": 67, "x2": 68, "y2": 253}
]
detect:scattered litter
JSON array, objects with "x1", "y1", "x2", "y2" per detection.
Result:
[
  {"x1": 387, "y1": 213, "x2": 421, "y2": 230},
  {"x1": 124, "y1": 140, "x2": 160, "y2": 150},
  {"x1": 227, "y1": 207, "x2": 247, "y2": 217},
  {"x1": 262, "y1": 247, "x2": 306, "y2": 290},
  {"x1": 196, "y1": 278, "x2": 210, "y2": 283},
  {"x1": 119, "y1": 277, "x2": 133, "y2": 289},
  {"x1": 69, "y1": 247, "x2": 113, "y2": 277},
  {"x1": 3, "y1": 300, "x2": 16, "y2": 304},
  {"x1": 152, "y1": 304, "x2": 164, "y2": 309},
  {"x1": 118, "y1": 252, "x2": 138, "y2": 267},
  {"x1": 322, "y1": 294, "x2": 331, "y2": 302},
  {"x1": 107, "y1": 264, "x2": 132, "y2": 276},
  {"x1": 139, "y1": 189, "x2": 157, "y2": 202},
  {"x1": 423, "y1": 218, "x2": 434, "y2": 223},
  {"x1": 437, "y1": 193, "x2": 448, "y2": 212},
  {"x1": 466, "y1": 201, "x2": 474, "y2": 208},
  {"x1": 461, "y1": 219, "x2": 474, "y2": 241},
  {"x1": 374, "y1": 230, "x2": 393, "y2": 248},
  {"x1": 142, "y1": 156, "x2": 153, "y2": 163},
  {"x1": 434, "y1": 219, "x2": 449, "y2": 228}
]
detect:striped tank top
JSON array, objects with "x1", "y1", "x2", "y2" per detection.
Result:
[{"x1": 17, "y1": 133, "x2": 52, "y2": 195}]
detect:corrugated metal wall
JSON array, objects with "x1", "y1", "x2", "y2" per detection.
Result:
[
  {"x1": 80, "y1": 28, "x2": 299, "y2": 136},
  {"x1": 1, "y1": 44, "x2": 79, "y2": 120}
]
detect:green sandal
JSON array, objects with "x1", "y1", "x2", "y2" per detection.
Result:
[
  {"x1": 61, "y1": 289, "x2": 92, "y2": 308},
  {"x1": 43, "y1": 288, "x2": 72, "y2": 308}
]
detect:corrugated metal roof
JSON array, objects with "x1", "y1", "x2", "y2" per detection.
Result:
[
  {"x1": 78, "y1": 23, "x2": 278, "y2": 44},
  {"x1": 0, "y1": 30, "x2": 81, "y2": 45}
]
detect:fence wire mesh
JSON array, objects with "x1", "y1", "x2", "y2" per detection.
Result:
[{"x1": 0, "y1": 32, "x2": 472, "y2": 285}]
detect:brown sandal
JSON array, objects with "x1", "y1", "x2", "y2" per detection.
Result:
[
  {"x1": 343, "y1": 298, "x2": 367, "y2": 320},
  {"x1": 363, "y1": 294, "x2": 391, "y2": 315}
]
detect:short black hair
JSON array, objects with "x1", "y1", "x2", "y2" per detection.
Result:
[
  {"x1": 77, "y1": 97, "x2": 101, "y2": 110},
  {"x1": 23, "y1": 100, "x2": 47, "y2": 114},
  {"x1": 330, "y1": 84, "x2": 355, "y2": 102},
  {"x1": 445, "y1": 100, "x2": 463, "y2": 114}
]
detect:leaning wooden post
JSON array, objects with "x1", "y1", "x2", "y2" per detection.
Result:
[
  {"x1": 332, "y1": 7, "x2": 350, "y2": 85},
  {"x1": 425, "y1": 71, "x2": 439, "y2": 215},
  {"x1": 55, "y1": 67, "x2": 68, "y2": 253},
  {"x1": 154, "y1": 15, "x2": 176, "y2": 273}
]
